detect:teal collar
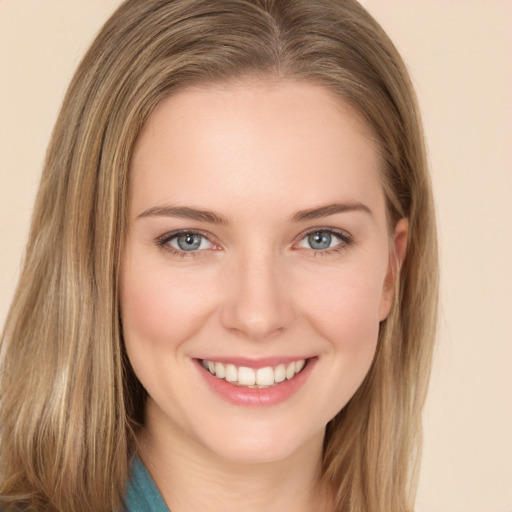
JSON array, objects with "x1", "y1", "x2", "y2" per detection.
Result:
[{"x1": 123, "y1": 455, "x2": 170, "y2": 512}]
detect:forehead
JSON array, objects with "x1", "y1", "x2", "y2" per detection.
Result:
[{"x1": 128, "y1": 79, "x2": 385, "y2": 222}]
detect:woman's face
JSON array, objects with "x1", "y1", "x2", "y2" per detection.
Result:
[{"x1": 120, "y1": 79, "x2": 406, "y2": 463}]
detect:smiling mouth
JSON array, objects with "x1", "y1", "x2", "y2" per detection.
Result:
[{"x1": 200, "y1": 359, "x2": 308, "y2": 388}]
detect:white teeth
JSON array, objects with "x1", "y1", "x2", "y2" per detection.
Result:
[
  {"x1": 201, "y1": 358, "x2": 307, "y2": 388},
  {"x1": 295, "y1": 360, "x2": 305, "y2": 373},
  {"x1": 215, "y1": 362, "x2": 226, "y2": 379},
  {"x1": 256, "y1": 366, "x2": 275, "y2": 386},
  {"x1": 238, "y1": 366, "x2": 256, "y2": 386},
  {"x1": 225, "y1": 364, "x2": 237, "y2": 383},
  {"x1": 274, "y1": 364, "x2": 286, "y2": 383}
]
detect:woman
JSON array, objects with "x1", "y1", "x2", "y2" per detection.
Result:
[{"x1": 0, "y1": 1, "x2": 438, "y2": 511}]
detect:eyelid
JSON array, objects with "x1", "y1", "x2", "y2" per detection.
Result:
[
  {"x1": 156, "y1": 229, "x2": 220, "y2": 257},
  {"x1": 155, "y1": 226, "x2": 354, "y2": 258},
  {"x1": 293, "y1": 226, "x2": 354, "y2": 252}
]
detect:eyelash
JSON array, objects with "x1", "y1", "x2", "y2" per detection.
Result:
[
  {"x1": 296, "y1": 227, "x2": 354, "y2": 257},
  {"x1": 155, "y1": 228, "x2": 354, "y2": 258},
  {"x1": 155, "y1": 230, "x2": 215, "y2": 258}
]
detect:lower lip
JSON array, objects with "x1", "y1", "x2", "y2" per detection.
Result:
[{"x1": 194, "y1": 357, "x2": 317, "y2": 407}]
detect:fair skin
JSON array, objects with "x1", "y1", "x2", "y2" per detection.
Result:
[{"x1": 120, "y1": 78, "x2": 407, "y2": 512}]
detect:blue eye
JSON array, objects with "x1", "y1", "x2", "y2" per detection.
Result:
[
  {"x1": 298, "y1": 230, "x2": 349, "y2": 251},
  {"x1": 308, "y1": 231, "x2": 333, "y2": 250},
  {"x1": 166, "y1": 232, "x2": 213, "y2": 252}
]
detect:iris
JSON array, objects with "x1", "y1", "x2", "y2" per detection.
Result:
[
  {"x1": 176, "y1": 233, "x2": 203, "y2": 251},
  {"x1": 308, "y1": 231, "x2": 332, "y2": 250}
]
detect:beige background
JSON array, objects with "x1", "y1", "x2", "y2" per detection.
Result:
[{"x1": 1, "y1": 1, "x2": 511, "y2": 511}]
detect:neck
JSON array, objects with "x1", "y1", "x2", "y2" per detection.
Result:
[{"x1": 137, "y1": 404, "x2": 334, "y2": 512}]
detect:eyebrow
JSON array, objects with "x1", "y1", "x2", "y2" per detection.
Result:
[
  {"x1": 137, "y1": 205, "x2": 229, "y2": 225},
  {"x1": 290, "y1": 202, "x2": 372, "y2": 222},
  {"x1": 136, "y1": 201, "x2": 372, "y2": 225}
]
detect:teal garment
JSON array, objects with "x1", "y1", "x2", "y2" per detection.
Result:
[{"x1": 123, "y1": 455, "x2": 170, "y2": 512}]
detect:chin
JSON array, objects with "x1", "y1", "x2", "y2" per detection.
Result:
[{"x1": 187, "y1": 417, "x2": 326, "y2": 466}]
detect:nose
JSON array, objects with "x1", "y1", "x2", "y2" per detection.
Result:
[{"x1": 219, "y1": 250, "x2": 295, "y2": 341}]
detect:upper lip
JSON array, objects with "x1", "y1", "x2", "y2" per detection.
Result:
[{"x1": 196, "y1": 355, "x2": 315, "y2": 369}]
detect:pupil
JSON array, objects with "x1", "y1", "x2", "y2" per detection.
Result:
[
  {"x1": 309, "y1": 232, "x2": 331, "y2": 250},
  {"x1": 177, "y1": 233, "x2": 201, "y2": 251}
]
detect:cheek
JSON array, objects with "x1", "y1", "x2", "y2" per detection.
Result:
[
  {"x1": 301, "y1": 264, "x2": 386, "y2": 414},
  {"x1": 299, "y1": 261, "x2": 385, "y2": 358},
  {"x1": 119, "y1": 258, "x2": 216, "y2": 357}
]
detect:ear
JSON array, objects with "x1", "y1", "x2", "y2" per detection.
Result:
[{"x1": 378, "y1": 218, "x2": 408, "y2": 321}]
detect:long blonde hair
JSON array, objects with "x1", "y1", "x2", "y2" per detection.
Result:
[{"x1": 0, "y1": 1, "x2": 438, "y2": 511}]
